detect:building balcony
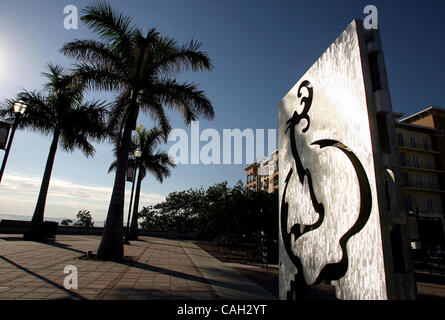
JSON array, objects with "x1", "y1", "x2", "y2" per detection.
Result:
[
  {"x1": 400, "y1": 160, "x2": 443, "y2": 173},
  {"x1": 398, "y1": 142, "x2": 440, "y2": 154},
  {"x1": 403, "y1": 180, "x2": 445, "y2": 193}
]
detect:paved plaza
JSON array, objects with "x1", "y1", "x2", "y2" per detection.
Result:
[{"x1": 0, "y1": 234, "x2": 276, "y2": 300}]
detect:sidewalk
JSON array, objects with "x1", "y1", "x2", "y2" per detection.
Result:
[
  {"x1": 0, "y1": 234, "x2": 276, "y2": 300},
  {"x1": 182, "y1": 241, "x2": 276, "y2": 299}
]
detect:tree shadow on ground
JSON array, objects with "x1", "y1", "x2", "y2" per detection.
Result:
[
  {"x1": 36, "y1": 240, "x2": 87, "y2": 255},
  {"x1": 0, "y1": 236, "x2": 87, "y2": 255},
  {"x1": 0, "y1": 255, "x2": 85, "y2": 300}
]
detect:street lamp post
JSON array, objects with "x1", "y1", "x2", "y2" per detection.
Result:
[
  {"x1": 0, "y1": 100, "x2": 27, "y2": 183},
  {"x1": 124, "y1": 147, "x2": 142, "y2": 244}
]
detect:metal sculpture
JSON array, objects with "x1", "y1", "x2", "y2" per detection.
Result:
[{"x1": 281, "y1": 81, "x2": 373, "y2": 298}]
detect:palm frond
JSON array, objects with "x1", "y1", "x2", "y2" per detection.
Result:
[
  {"x1": 148, "y1": 78, "x2": 214, "y2": 124},
  {"x1": 61, "y1": 39, "x2": 128, "y2": 74},
  {"x1": 106, "y1": 89, "x2": 133, "y2": 149},
  {"x1": 143, "y1": 151, "x2": 175, "y2": 183},
  {"x1": 81, "y1": 0, "x2": 137, "y2": 57},
  {"x1": 59, "y1": 133, "x2": 96, "y2": 157},
  {"x1": 58, "y1": 99, "x2": 108, "y2": 157},
  {"x1": 0, "y1": 91, "x2": 56, "y2": 135},
  {"x1": 151, "y1": 38, "x2": 213, "y2": 75},
  {"x1": 137, "y1": 97, "x2": 171, "y2": 140},
  {"x1": 41, "y1": 64, "x2": 84, "y2": 105},
  {"x1": 73, "y1": 62, "x2": 125, "y2": 91}
]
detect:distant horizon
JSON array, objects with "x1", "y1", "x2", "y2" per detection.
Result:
[{"x1": 0, "y1": 213, "x2": 106, "y2": 227}]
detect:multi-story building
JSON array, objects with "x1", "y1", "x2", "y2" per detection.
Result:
[
  {"x1": 245, "y1": 162, "x2": 259, "y2": 192},
  {"x1": 244, "y1": 150, "x2": 279, "y2": 194},
  {"x1": 395, "y1": 106, "x2": 445, "y2": 218}
]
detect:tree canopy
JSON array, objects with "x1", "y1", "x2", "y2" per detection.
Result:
[{"x1": 139, "y1": 181, "x2": 278, "y2": 244}]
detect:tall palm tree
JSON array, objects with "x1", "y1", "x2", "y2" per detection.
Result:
[
  {"x1": 61, "y1": 1, "x2": 214, "y2": 260},
  {"x1": 0, "y1": 64, "x2": 107, "y2": 240},
  {"x1": 109, "y1": 125, "x2": 175, "y2": 241}
]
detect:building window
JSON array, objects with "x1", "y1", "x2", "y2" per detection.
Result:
[
  {"x1": 397, "y1": 133, "x2": 404, "y2": 147},
  {"x1": 400, "y1": 152, "x2": 406, "y2": 166},
  {"x1": 415, "y1": 175, "x2": 422, "y2": 188},
  {"x1": 412, "y1": 155, "x2": 419, "y2": 168},
  {"x1": 402, "y1": 172, "x2": 409, "y2": 186},
  {"x1": 247, "y1": 175, "x2": 256, "y2": 184},
  {"x1": 410, "y1": 136, "x2": 416, "y2": 148},
  {"x1": 427, "y1": 199, "x2": 434, "y2": 212},
  {"x1": 423, "y1": 138, "x2": 429, "y2": 151},
  {"x1": 429, "y1": 175, "x2": 435, "y2": 189},
  {"x1": 425, "y1": 157, "x2": 432, "y2": 169},
  {"x1": 405, "y1": 195, "x2": 413, "y2": 211},
  {"x1": 273, "y1": 176, "x2": 279, "y2": 187}
]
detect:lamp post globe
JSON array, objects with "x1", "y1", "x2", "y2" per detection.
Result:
[
  {"x1": 134, "y1": 148, "x2": 142, "y2": 158},
  {"x1": 13, "y1": 100, "x2": 27, "y2": 115},
  {"x1": 0, "y1": 100, "x2": 27, "y2": 183}
]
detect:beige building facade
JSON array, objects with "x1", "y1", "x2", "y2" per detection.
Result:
[
  {"x1": 244, "y1": 150, "x2": 278, "y2": 194},
  {"x1": 396, "y1": 107, "x2": 445, "y2": 218}
]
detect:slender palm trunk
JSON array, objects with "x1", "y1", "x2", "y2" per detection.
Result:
[
  {"x1": 128, "y1": 168, "x2": 143, "y2": 240},
  {"x1": 97, "y1": 103, "x2": 138, "y2": 261},
  {"x1": 24, "y1": 132, "x2": 59, "y2": 240}
]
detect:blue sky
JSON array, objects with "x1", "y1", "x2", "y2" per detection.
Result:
[{"x1": 0, "y1": 0, "x2": 444, "y2": 222}]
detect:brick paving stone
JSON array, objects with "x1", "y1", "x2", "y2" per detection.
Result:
[
  {"x1": 0, "y1": 291, "x2": 26, "y2": 299},
  {"x1": 0, "y1": 234, "x2": 277, "y2": 300},
  {"x1": 20, "y1": 292, "x2": 52, "y2": 299}
]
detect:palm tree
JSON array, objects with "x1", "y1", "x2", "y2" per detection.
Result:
[
  {"x1": 109, "y1": 125, "x2": 175, "y2": 241},
  {"x1": 0, "y1": 63, "x2": 107, "y2": 240},
  {"x1": 61, "y1": 1, "x2": 214, "y2": 260}
]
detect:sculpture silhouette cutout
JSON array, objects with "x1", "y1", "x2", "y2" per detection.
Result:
[{"x1": 281, "y1": 80, "x2": 373, "y2": 298}]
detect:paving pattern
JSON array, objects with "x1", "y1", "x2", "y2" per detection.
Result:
[
  {"x1": 1, "y1": 234, "x2": 444, "y2": 300},
  {"x1": 0, "y1": 234, "x2": 269, "y2": 300}
]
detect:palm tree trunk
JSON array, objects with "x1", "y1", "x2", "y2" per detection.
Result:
[
  {"x1": 97, "y1": 102, "x2": 138, "y2": 261},
  {"x1": 24, "y1": 132, "x2": 59, "y2": 240},
  {"x1": 128, "y1": 167, "x2": 143, "y2": 240}
]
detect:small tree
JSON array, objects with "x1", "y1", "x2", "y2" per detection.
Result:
[
  {"x1": 137, "y1": 181, "x2": 279, "y2": 245},
  {"x1": 61, "y1": 219, "x2": 73, "y2": 226},
  {"x1": 138, "y1": 206, "x2": 172, "y2": 231},
  {"x1": 74, "y1": 210, "x2": 94, "y2": 227}
]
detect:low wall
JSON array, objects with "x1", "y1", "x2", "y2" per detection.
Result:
[
  {"x1": 57, "y1": 225, "x2": 103, "y2": 235},
  {"x1": 141, "y1": 230, "x2": 199, "y2": 240},
  {"x1": 0, "y1": 220, "x2": 199, "y2": 240}
]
